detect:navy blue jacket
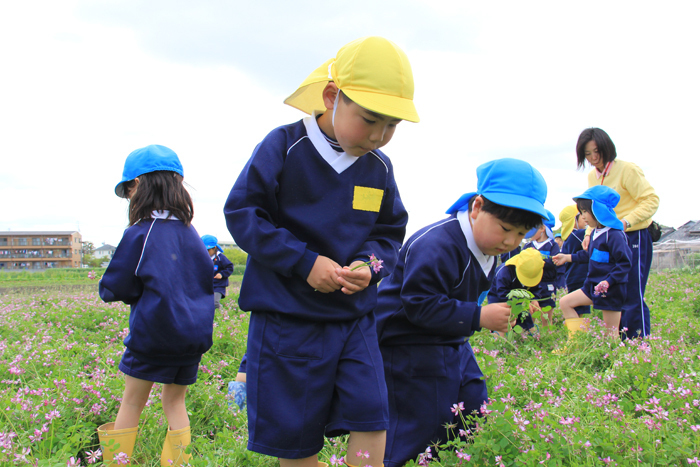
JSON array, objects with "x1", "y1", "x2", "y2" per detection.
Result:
[
  {"x1": 224, "y1": 117, "x2": 407, "y2": 322},
  {"x1": 376, "y1": 215, "x2": 496, "y2": 347},
  {"x1": 99, "y1": 218, "x2": 215, "y2": 366},
  {"x1": 561, "y1": 228, "x2": 588, "y2": 288},
  {"x1": 212, "y1": 252, "x2": 234, "y2": 296},
  {"x1": 571, "y1": 227, "x2": 632, "y2": 291}
]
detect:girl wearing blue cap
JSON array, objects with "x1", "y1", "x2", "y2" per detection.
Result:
[
  {"x1": 97, "y1": 145, "x2": 215, "y2": 466},
  {"x1": 553, "y1": 185, "x2": 632, "y2": 348},
  {"x1": 201, "y1": 235, "x2": 234, "y2": 310}
]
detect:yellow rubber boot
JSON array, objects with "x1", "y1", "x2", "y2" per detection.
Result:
[
  {"x1": 97, "y1": 422, "x2": 138, "y2": 466},
  {"x1": 160, "y1": 426, "x2": 191, "y2": 466},
  {"x1": 552, "y1": 318, "x2": 587, "y2": 354}
]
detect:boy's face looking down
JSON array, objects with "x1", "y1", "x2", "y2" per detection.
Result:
[
  {"x1": 469, "y1": 196, "x2": 530, "y2": 256},
  {"x1": 318, "y1": 83, "x2": 402, "y2": 157}
]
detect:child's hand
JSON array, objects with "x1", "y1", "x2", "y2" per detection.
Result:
[
  {"x1": 307, "y1": 256, "x2": 342, "y2": 293},
  {"x1": 479, "y1": 303, "x2": 511, "y2": 334},
  {"x1": 336, "y1": 261, "x2": 372, "y2": 295},
  {"x1": 552, "y1": 254, "x2": 570, "y2": 266},
  {"x1": 528, "y1": 301, "x2": 541, "y2": 314},
  {"x1": 582, "y1": 235, "x2": 590, "y2": 250},
  {"x1": 214, "y1": 273, "x2": 222, "y2": 279}
]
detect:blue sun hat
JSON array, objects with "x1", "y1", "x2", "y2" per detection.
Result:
[
  {"x1": 524, "y1": 210, "x2": 554, "y2": 240},
  {"x1": 446, "y1": 158, "x2": 548, "y2": 219},
  {"x1": 573, "y1": 185, "x2": 623, "y2": 230},
  {"x1": 115, "y1": 145, "x2": 184, "y2": 198},
  {"x1": 201, "y1": 235, "x2": 223, "y2": 252}
]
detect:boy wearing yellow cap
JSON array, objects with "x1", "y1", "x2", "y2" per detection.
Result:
[
  {"x1": 375, "y1": 158, "x2": 547, "y2": 467},
  {"x1": 224, "y1": 37, "x2": 418, "y2": 467},
  {"x1": 487, "y1": 248, "x2": 546, "y2": 334}
]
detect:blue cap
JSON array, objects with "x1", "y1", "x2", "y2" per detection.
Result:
[
  {"x1": 555, "y1": 233, "x2": 562, "y2": 238},
  {"x1": 201, "y1": 235, "x2": 223, "y2": 252},
  {"x1": 446, "y1": 158, "x2": 548, "y2": 219},
  {"x1": 544, "y1": 210, "x2": 555, "y2": 229},
  {"x1": 116, "y1": 145, "x2": 184, "y2": 198},
  {"x1": 573, "y1": 185, "x2": 623, "y2": 230}
]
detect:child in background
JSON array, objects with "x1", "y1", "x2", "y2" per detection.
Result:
[
  {"x1": 553, "y1": 186, "x2": 632, "y2": 345},
  {"x1": 224, "y1": 36, "x2": 418, "y2": 467},
  {"x1": 201, "y1": 235, "x2": 234, "y2": 310},
  {"x1": 522, "y1": 210, "x2": 562, "y2": 325},
  {"x1": 98, "y1": 145, "x2": 215, "y2": 466},
  {"x1": 558, "y1": 205, "x2": 591, "y2": 316},
  {"x1": 227, "y1": 355, "x2": 248, "y2": 410},
  {"x1": 488, "y1": 248, "x2": 546, "y2": 336},
  {"x1": 375, "y1": 158, "x2": 547, "y2": 467},
  {"x1": 554, "y1": 233, "x2": 563, "y2": 249}
]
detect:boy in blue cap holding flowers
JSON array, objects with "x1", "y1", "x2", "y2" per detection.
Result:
[
  {"x1": 553, "y1": 185, "x2": 632, "y2": 345},
  {"x1": 201, "y1": 235, "x2": 233, "y2": 310},
  {"x1": 375, "y1": 158, "x2": 547, "y2": 467},
  {"x1": 224, "y1": 36, "x2": 418, "y2": 467}
]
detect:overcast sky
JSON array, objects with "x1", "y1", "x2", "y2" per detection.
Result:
[{"x1": 1, "y1": 1, "x2": 698, "y2": 248}]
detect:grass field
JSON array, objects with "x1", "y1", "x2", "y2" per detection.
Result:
[{"x1": 0, "y1": 270, "x2": 698, "y2": 466}]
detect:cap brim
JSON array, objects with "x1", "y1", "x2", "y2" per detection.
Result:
[
  {"x1": 343, "y1": 88, "x2": 419, "y2": 123},
  {"x1": 518, "y1": 269, "x2": 543, "y2": 288},
  {"x1": 484, "y1": 192, "x2": 548, "y2": 220},
  {"x1": 115, "y1": 181, "x2": 127, "y2": 198}
]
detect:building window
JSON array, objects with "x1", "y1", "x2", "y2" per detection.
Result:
[
  {"x1": 16, "y1": 238, "x2": 27, "y2": 246},
  {"x1": 32, "y1": 238, "x2": 42, "y2": 245},
  {"x1": 0, "y1": 238, "x2": 7, "y2": 246}
]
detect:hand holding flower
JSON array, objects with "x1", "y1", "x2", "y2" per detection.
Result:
[
  {"x1": 594, "y1": 280, "x2": 609, "y2": 297},
  {"x1": 337, "y1": 260, "x2": 372, "y2": 295},
  {"x1": 307, "y1": 255, "x2": 342, "y2": 293}
]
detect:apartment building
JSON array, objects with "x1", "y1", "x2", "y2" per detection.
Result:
[{"x1": 0, "y1": 231, "x2": 82, "y2": 270}]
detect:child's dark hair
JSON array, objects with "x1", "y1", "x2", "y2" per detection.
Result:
[
  {"x1": 469, "y1": 195, "x2": 543, "y2": 230},
  {"x1": 576, "y1": 198, "x2": 600, "y2": 226},
  {"x1": 127, "y1": 171, "x2": 194, "y2": 227},
  {"x1": 576, "y1": 128, "x2": 617, "y2": 170}
]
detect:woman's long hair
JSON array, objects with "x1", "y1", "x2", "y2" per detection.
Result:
[{"x1": 125, "y1": 171, "x2": 194, "y2": 226}]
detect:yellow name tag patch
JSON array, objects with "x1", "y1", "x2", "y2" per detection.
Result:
[{"x1": 353, "y1": 186, "x2": 384, "y2": 212}]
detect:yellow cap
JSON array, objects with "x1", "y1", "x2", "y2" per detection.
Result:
[
  {"x1": 559, "y1": 205, "x2": 579, "y2": 241},
  {"x1": 284, "y1": 36, "x2": 419, "y2": 123},
  {"x1": 505, "y1": 248, "x2": 544, "y2": 287}
]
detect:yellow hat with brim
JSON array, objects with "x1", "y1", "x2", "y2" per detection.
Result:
[
  {"x1": 284, "y1": 37, "x2": 419, "y2": 123},
  {"x1": 559, "y1": 205, "x2": 579, "y2": 241},
  {"x1": 505, "y1": 248, "x2": 544, "y2": 288}
]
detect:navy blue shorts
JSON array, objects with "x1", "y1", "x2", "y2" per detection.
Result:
[
  {"x1": 245, "y1": 311, "x2": 389, "y2": 459},
  {"x1": 119, "y1": 349, "x2": 200, "y2": 385},
  {"x1": 582, "y1": 281, "x2": 626, "y2": 312},
  {"x1": 382, "y1": 341, "x2": 487, "y2": 467}
]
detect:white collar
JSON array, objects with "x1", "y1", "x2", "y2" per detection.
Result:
[
  {"x1": 303, "y1": 112, "x2": 360, "y2": 174},
  {"x1": 457, "y1": 210, "x2": 495, "y2": 276},
  {"x1": 532, "y1": 238, "x2": 551, "y2": 249},
  {"x1": 592, "y1": 226, "x2": 610, "y2": 241},
  {"x1": 151, "y1": 210, "x2": 179, "y2": 220}
]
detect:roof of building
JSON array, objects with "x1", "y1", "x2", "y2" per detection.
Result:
[
  {"x1": 94, "y1": 244, "x2": 117, "y2": 252},
  {"x1": 656, "y1": 220, "x2": 700, "y2": 245},
  {"x1": 0, "y1": 231, "x2": 80, "y2": 236}
]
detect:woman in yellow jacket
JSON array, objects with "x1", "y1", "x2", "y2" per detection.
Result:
[{"x1": 576, "y1": 128, "x2": 659, "y2": 339}]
